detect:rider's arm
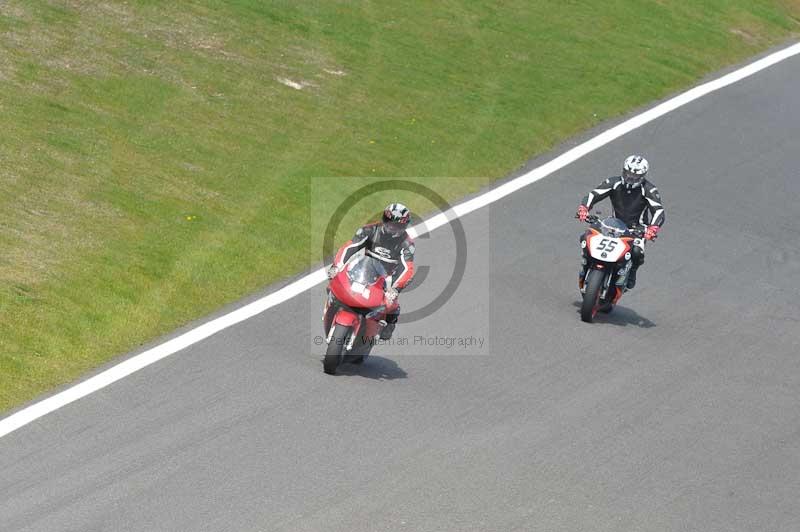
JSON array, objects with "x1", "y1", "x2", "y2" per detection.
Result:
[
  {"x1": 641, "y1": 184, "x2": 665, "y2": 227},
  {"x1": 392, "y1": 241, "x2": 415, "y2": 290},
  {"x1": 581, "y1": 176, "x2": 622, "y2": 209},
  {"x1": 334, "y1": 226, "x2": 371, "y2": 267}
]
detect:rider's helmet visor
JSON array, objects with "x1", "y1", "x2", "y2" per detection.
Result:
[
  {"x1": 623, "y1": 169, "x2": 644, "y2": 186},
  {"x1": 383, "y1": 222, "x2": 407, "y2": 237}
]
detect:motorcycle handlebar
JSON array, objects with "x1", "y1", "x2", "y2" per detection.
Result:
[{"x1": 577, "y1": 214, "x2": 649, "y2": 239}]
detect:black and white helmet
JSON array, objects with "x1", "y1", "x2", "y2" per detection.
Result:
[
  {"x1": 622, "y1": 155, "x2": 649, "y2": 188},
  {"x1": 382, "y1": 202, "x2": 411, "y2": 237}
]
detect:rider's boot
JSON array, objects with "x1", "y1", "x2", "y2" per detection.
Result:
[
  {"x1": 626, "y1": 265, "x2": 639, "y2": 289},
  {"x1": 381, "y1": 312, "x2": 398, "y2": 340}
]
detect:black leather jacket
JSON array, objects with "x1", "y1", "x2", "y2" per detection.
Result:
[
  {"x1": 582, "y1": 176, "x2": 665, "y2": 228},
  {"x1": 334, "y1": 223, "x2": 416, "y2": 290}
]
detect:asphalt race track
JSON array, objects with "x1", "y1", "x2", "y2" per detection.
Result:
[{"x1": 2, "y1": 53, "x2": 799, "y2": 531}]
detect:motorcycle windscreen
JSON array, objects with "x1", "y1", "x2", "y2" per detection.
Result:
[
  {"x1": 598, "y1": 217, "x2": 629, "y2": 237},
  {"x1": 346, "y1": 255, "x2": 387, "y2": 287},
  {"x1": 331, "y1": 255, "x2": 387, "y2": 308}
]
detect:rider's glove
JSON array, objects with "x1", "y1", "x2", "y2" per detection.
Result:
[
  {"x1": 385, "y1": 287, "x2": 399, "y2": 304},
  {"x1": 326, "y1": 264, "x2": 340, "y2": 279},
  {"x1": 644, "y1": 225, "x2": 660, "y2": 241},
  {"x1": 576, "y1": 205, "x2": 589, "y2": 222}
]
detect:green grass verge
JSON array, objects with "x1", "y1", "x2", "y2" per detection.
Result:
[{"x1": 1, "y1": 1, "x2": 799, "y2": 412}]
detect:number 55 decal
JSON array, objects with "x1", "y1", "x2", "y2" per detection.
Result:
[{"x1": 597, "y1": 238, "x2": 618, "y2": 252}]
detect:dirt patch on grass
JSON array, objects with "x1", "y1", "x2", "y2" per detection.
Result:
[
  {"x1": 730, "y1": 28, "x2": 759, "y2": 45},
  {"x1": 277, "y1": 77, "x2": 316, "y2": 90}
]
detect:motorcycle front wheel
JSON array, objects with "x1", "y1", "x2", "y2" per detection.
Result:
[
  {"x1": 581, "y1": 269, "x2": 606, "y2": 323},
  {"x1": 347, "y1": 335, "x2": 372, "y2": 364},
  {"x1": 323, "y1": 324, "x2": 350, "y2": 374}
]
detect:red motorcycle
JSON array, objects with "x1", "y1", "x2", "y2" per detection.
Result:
[{"x1": 322, "y1": 254, "x2": 396, "y2": 374}]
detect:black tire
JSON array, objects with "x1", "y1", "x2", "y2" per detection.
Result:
[
  {"x1": 581, "y1": 269, "x2": 606, "y2": 323},
  {"x1": 348, "y1": 335, "x2": 374, "y2": 364},
  {"x1": 360, "y1": 340, "x2": 374, "y2": 360},
  {"x1": 323, "y1": 324, "x2": 350, "y2": 375}
]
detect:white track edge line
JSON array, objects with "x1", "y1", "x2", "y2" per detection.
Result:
[{"x1": 2, "y1": 42, "x2": 799, "y2": 439}]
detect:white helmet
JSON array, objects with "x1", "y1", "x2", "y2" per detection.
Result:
[
  {"x1": 622, "y1": 155, "x2": 649, "y2": 188},
  {"x1": 381, "y1": 202, "x2": 411, "y2": 237}
]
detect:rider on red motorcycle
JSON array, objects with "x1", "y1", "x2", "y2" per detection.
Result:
[
  {"x1": 576, "y1": 155, "x2": 665, "y2": 289},
  {"x1": 327, "y1": 203, "x2": 416, "y2": 339}
]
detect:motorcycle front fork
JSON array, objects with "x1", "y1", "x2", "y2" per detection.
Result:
[
  {"x1": 578, "y1": 256, "x2": 589, "y2": 293},
  {"x1": 579, "y1": 260, "x2": 632, "y2": 294}
]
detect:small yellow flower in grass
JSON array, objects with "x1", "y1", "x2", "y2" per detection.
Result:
[{"x1": 369, "y1": 140, "x2": 376, "y2": 144}]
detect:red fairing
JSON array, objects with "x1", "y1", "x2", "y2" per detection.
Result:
[
  {"x1": 620, "y1": 237, "x2": 633, "y2": 256},
  {"x1": 329, "y1": 271, "x2": 386, "y2": 308},
  {"x1": 322, "y1": 254, "x2": 392, "y2": 362},
  {"x1": 333, "y1": 310, "x2": 360, "y2": 329},
  {"x1": 584, "y1": 228, "x2": 599, "y2": 245}
]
